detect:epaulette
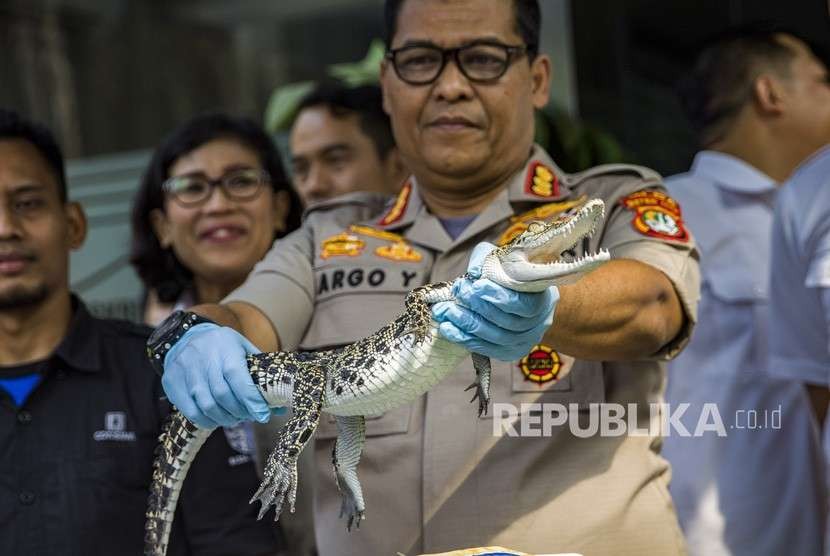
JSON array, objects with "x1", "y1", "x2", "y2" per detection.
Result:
[{"x1": 563, "y1": 163, "x2": 661, "y2": 187}]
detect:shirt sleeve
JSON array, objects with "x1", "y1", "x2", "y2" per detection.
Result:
[
  {"x1": 176, "y1": 426, "x2": 283, "y2": 555},
  {"x1": 595, "y1": 182, "x2": 702, "y2": 360},
  {"x1": 805, "y1": 224, "x2": 830, "y2": 289},
  {"x1": 225, "y1": 224, "x2": 316, "y2": 351}
]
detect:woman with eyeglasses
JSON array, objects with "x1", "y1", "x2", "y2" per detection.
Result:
[
  {"x1": 131, "y1": 113, "x2": 302, "y2": 323},
  {"x1": 130, "y1": 113, "x2": 315, "y2": 556}
]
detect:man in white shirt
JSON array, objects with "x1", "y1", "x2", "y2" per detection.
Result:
[
  {"x1": 768, "y1": 145, "x2": 830, "y2": 551},
  {"x1": 663, "y1": 27, "x2": 830, "y2": 555}
]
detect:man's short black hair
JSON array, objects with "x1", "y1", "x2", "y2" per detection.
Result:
[
  {"x1": 295, "y1": 81, "x2": 396, "y2": 160},
  {"x1": 0, "y1": 109, "x2": 67, "y2": 201},
  {"x1": 384, "y1": 0, "x2": 540, "y2": 58},
  {"x1": 678, "y1": 25, "x2": 821, "y2": 146}
]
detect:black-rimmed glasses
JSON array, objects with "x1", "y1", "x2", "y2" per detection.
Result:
[
  {"x1": 386, "y1": 41, "x2": 533, "y2": 85},
  {"x1": 162, "y1": 168, "x2": 270, "y2": 207}
]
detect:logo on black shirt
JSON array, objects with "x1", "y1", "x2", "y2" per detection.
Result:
[{"x1": 93, "y1": 411, "x2": 136, "y2": 442}]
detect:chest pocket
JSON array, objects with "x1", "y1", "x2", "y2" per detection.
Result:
[
  {"x1": 504, "y1": 356, "x2": 605, "y2": 408},
  {"x1": 303, "y1": 261, "x2": 430, "y2": 440}
]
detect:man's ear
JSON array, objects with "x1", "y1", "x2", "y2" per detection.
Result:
[
  {"x1": 65, "y1": 202, "x2": 87, "y2": 250},
  {"x1": 149, "y1": 208, "x2": 172, "y2": 248},
  {"x1": 530, "y1": 53, "x2": 552, "y2": 110},
  {"x1": 271, "y1": 189, "x2": 291, "y2": 235},
  {"x1": 753, "y1": 74, "x2": 786, "y2": 116}
]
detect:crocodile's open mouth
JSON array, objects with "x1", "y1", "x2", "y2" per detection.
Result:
[{"x1": 495, "y1": 199, "x2": 611, "y2": 284}]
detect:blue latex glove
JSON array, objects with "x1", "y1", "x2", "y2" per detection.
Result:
[
  {"x1": 161, "y1": 323, "x2": 275, "y2": 429},
  {"x1": 432, "y1": 242, "x2": 559, "y2": 361}
]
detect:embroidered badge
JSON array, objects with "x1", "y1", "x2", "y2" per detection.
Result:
[
  {"x1": 375, "y1": 242, "x2": 423, "y2": 262},
  {"x1": 378, "y1": 181, "x2": 412, "y2": 226},
  {"x1": 349, "y1": 225, "x2": 405, "y2": 242},
  {"x1": 621, "y1": 191, "x2": 689, "y2": 242},
  {"x1": 320, "y1": 233, "x2": 365, "y2": 259},
  {"x1": 349, "y1": 225, "x2": 423, "y2": 263},
  {"x1": 524, "y1": 161, "x2": 559, "y2": 198},
  {"x1": 497, "y1": 196, "x2": 587, "y2": 246},
  {"x1": 519, "y1": 344, "x2": 562, "y2": 385}
]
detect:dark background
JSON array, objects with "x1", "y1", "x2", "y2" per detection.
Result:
[{"x1": 1, "y1": 0, "x2": 829, "y2": 176}]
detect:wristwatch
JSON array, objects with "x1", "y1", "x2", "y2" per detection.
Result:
[{"x1": 146, "y1": 310, "x2": 216, "y2": 376}]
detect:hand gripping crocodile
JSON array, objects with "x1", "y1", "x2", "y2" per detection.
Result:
[{"x1": 144, "y1": 199, "x2": 610, "y2": 556}]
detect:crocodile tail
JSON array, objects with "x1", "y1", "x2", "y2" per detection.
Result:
[{"x1": 145, "y1": 411, "x2": 213, "y2": 556}]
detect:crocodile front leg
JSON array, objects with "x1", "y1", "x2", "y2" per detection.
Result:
[
  {"x1": 332, "y1": 414, "x2": 366, "y2": 531},
  {"x1": 251, "y1": 365, "x2": 324, "y2": 521}
]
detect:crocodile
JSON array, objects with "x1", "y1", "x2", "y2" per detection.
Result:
[{"x1": 144, "y1": 198, "x2": 610, "y2": 556}]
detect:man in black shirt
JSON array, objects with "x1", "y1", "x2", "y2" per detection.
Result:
[{"x1": 0, "y1": 109, "x2": 282, "y2": 555}]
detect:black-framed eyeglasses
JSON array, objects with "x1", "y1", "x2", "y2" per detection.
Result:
[
  {"x1": 385, "y1": 41, "x2": 534, "y2": 85},
  {"x1": 162, "y1": 168, "x2": 270, "y2": 207}
]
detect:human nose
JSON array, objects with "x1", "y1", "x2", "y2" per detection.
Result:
[
  {"x1": 200, "y1": 182, "x2": 234, "y2": 212},
  {"x1": 432, "y1": 53, "x2": 474, "y2": 102}
]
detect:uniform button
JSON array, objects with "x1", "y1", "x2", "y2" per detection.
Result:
[
  {"x1": 56, "y1": 370, "x2": 67, "y2": 379},
  {"x1": 17, "y1": 410, "x2": 32, "y2": 425},
  {"x1": 19, "y1": 491, "x2": 35, "y2": 505}
]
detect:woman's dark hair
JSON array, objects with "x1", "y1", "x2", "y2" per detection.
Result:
[{"x1": 130, "y1": 113, "x2": 302, "y2": 303}]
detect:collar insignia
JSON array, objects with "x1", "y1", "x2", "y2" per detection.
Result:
[
  {"x1": 378, "y1": 181, "x2": 412, "y2": 226},
  {"x1": 524, "y1": 161, "x2": 559, "y2": 198}
]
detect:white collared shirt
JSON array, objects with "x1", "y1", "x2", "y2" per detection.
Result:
[
  {"x1": 769, "y1": 145, "x2": 830, "y2": 385},
  {"x1": 662, "y1": 151, "x2": 825, "y2": 555}
]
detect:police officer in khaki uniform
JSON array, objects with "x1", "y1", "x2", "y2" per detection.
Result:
[{"x1": 157, "y1": 1, "x2": 700, "y2": 554}]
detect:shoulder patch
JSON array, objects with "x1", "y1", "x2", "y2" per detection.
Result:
[
  {"x1": 620, "y1": 190, "x2": 689, "y2": 242},
  {"x1": 320, "y1": 232, "x2": 366, "y2": 259},
  {"x1": 524, "y1": 161, "x2": 559, "y2": 198},
  {"x1": 377, "y1": 181, "x2": 412, "y2": 226}
]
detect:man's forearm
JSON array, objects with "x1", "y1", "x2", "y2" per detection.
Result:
[
  {"x1": 545, "y1": 259, "x2": 684, "y2": 360},
  {"x1": 189, "y1": 301, "x2": 280, "y2": 352}
]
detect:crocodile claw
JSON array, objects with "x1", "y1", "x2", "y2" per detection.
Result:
[
  {"x1": 339, "y1": 496, "x2": 365, "y2": 532},
  {"x1": 335, "y1": 475, "x2": 365, "y2": 531},
  {"x1": 250, "y1": 461, "x2": 298, "y2": 522},
  {"x1": 464, "y1": 381, "x2": 489, "y2": 417}
]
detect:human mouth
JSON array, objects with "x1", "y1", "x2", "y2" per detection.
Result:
[
  {"x1": 428, "y1": 115, "x2": 480, "y2": 132},
  {"x1": 198, "y1": 225, "x2": 248, "y2": 244},
  {"x1": 0, "y1": 253, "x2": 33, "y2": 275}
]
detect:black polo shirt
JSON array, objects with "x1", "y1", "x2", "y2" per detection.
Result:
[{"x1": 0, "y1": 297, "x2": 283, "y2": 556}]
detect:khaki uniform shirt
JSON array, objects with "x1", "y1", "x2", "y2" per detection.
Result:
[{"x1": 228, "y1": 146, "x2": 700, "y2": 556}]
